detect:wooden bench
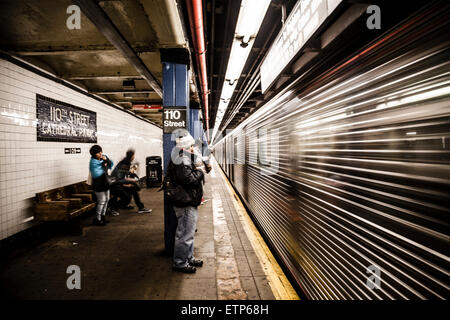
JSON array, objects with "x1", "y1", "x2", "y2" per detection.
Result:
[{"x1": 34, "y1": 182, "x2": 96, "y2": 222}]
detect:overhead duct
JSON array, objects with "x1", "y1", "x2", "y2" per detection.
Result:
[{"x1": 186, "y1": 0, "x2": 210, "y2": 142}]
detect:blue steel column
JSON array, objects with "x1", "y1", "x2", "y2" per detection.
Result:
[
  {"x1": 161, "y1": 58, "x2": 190, "y2": 255},
  {"x1": 190, "y1": 108, "x2": 201, "y2": 141},
  {"x1": 189, "y1": 106, "x2": 210, "y2": 158},
  {"x1": 162, "y1": 62, "x2": 189, "y2": 173},
  {"x1": 190, "y1": 108, "x2": 211, "y2": 161}
]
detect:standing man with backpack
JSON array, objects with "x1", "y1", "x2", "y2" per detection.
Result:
[{"x1": 165, "y1": 131, "x2": 204, "y2": 273}]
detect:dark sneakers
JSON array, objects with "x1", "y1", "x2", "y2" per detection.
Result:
[
  {"x1": 172, "y1": 259, "x2": 203, "y2": 272},
  {"x1": 120, "y1": 205, "x2": 134, "y2": 210},
  {"x1": 101, "y1": 216, "x2": 110, "y2": 223},
  {"x1": 172, "y1": 265, "x2": 197, "y2": 273},
  {"x1": 189, "y1": 259, "x2": 203, "y2": 267},
  {"x1": 138, "y1": 207, "x2": 152, "y2": 213}
]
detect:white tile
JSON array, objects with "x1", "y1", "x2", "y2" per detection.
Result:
[{"x1": 0, "y1": 57, "x2": 163, "y2": 240}]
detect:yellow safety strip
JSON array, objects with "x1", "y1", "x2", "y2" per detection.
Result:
[{"x1": 214, "y1": 157, "x2": 300, "y2": 300}]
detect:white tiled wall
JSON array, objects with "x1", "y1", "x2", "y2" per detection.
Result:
[{"x1": 0, "y1": 58, "x2": 163, "y2": 240}]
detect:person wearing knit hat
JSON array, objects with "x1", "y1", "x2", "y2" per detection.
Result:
[
  {"x1": 175, "y1": 131, "x2": 196, "y2": 150},
  {"x1": 166, "y1": 129, "x2": 204, "y2": 273},
  {"x1": 89, "y1": 144, "x2": 114, "y2": 226}
]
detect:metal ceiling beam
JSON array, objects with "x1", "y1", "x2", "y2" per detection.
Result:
[
  {"x1": 66, "y1": 75, "x2": 144, "y2": 80},
  {"x1": 74, "y1": 0, "x2": 162, "y2": 97},
  {"x1": 133, "y1": 108, "x2": 161, "y2": 111},
  {"x1": 140, "y1": 115, "x2": 161, "y2": 118},
  {"x1": 247, "y1": 95, "x2": 265, "y2": 101},
  {"x1": 141, "y1": 116, "x2": 162, "y2": 120},
  {"x1": 111, "y1": 100, "x2": 161, "y2": 104},
  {"x1": 133, "y1": 107, "x2": 162, "y2": 111},
  {"x1": 9, "y1": 46, "x2": 158, "y2": 56},
  {"x1": 140, "y1": 0, "x2": 187, "y2": 47},
  {"x1": 211, "y1": 74, "x2": 249, "y2": 78},
  {"x1": 141, "y1": 117, "x2": 162, "y2": 122},
  {"x1": 12, "y1": 49, "x2": 117, "y2": 56},
  {"x1": 134, "y1": 112, "x2": 161, "y2": 116},
  {"x1": 90, "y1": 90, "x2": 154, "y2": 94}
]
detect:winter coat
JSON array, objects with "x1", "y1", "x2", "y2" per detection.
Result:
[
  {"x1": 111, "y1": 158, "x2": 131, "y2": 182},
  {"x1": 111, "y1": 157, "x2": 140, "y2": 189},
  {"x1": 167, "y1": 149, "x2": 204, "y2": 207},
  {"x1": 89, "y1": 155, "x2": 113, "y2": 192}
]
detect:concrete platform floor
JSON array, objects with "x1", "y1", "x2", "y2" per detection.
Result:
[{"x1": 0, "y1": 158, "x2": 298, "y2": 300}]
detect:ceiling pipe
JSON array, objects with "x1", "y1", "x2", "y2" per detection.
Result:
[
  {"x1": 186, "y1": 0, "x2": 210, "y2": 142},
  {"x1": 208, "y1": 0, "x2": 215, "y2": 126}
]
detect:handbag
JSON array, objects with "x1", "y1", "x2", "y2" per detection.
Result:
[
  {"x1": 87, "y1": 171, "x2": 93, "y2": 186},
  {"x1": 104, "y1": 162, "x2": 117, "y2": 186},
  {"x1": 105, "y1": 174, "x2": 117, "y2": 186}
]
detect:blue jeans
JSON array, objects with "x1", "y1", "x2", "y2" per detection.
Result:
[
  {"x1": 173, "y1": 206, "x2": 198, "y2": 268},
  {"x1": 95, "y1": 190, "x2": 110, "y2": 220}
]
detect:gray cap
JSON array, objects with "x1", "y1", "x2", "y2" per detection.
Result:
[{"x1": 175, "y1": 131, "x2": 195, "y2": 149}]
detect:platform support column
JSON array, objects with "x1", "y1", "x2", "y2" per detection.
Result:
[{"x1": 160, "y1": 49, "x2": 191, "y2": 255}]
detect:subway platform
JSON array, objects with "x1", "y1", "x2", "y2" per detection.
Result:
[{"x1": 0, "y1": 158, "x2": 298, "y2": 300}]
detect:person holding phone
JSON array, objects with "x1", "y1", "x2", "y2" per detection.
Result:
[
  {"x1": 110, "y1": 149, "x2": 152, "y2": 213},
  {"x1": 89, "y1": 144, "x2": 114, "y2": 226}
]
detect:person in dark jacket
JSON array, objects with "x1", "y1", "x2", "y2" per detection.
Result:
[
  {"x1": 168, "y1": 131, "x2": 204, "y2": 273},
  {"x1": 110, "y1": 149, "x2": 152, "y2": 213},
  {"x1": 89, "y1": 145, "x2": 114, "y2": 226}
]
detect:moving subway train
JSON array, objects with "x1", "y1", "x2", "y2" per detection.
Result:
[{"x1": 213, "y1": 6, "x2": 450, "y2": 299}]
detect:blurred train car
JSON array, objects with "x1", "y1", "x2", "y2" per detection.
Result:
[{"x1": 213, "y1": 5, "x2": 450, "y2": 299}]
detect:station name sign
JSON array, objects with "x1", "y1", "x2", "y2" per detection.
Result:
[
  {"x1": 260, "y1": 0, "x2": 342, "y2": 93},
  {"x1": 163, "y1": 106, "x2": 187, "y2": 133},
  {"x1": 36, "y1": 94, "x2": 97, "y2": 143}
]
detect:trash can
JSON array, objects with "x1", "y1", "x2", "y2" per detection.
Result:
[{"x1": 146, "y1": 156, "x2": 162, "y2": 187}]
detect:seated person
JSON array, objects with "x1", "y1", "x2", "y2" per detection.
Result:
[
  {"x1": 111, "y1": 149, "x2": 152, "y2": 213},
  {"x1": 108, "y1": 184, "x2": 129, "y2": 215}
]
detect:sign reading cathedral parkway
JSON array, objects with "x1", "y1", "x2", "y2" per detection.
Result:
[{"x1": 36, "y1": 94, "x2": 97, "y2": 143}]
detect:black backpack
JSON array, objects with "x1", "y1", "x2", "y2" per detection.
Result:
[{"x1": 162, "y1": 161, "x2": 201, "y2": 207}]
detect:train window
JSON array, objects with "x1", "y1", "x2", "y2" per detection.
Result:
[
  {"x1": 257, "y1": 128, "x2": 280, "y2": 173},
  {"x1": 236, "y1": 134, "x2": 245, "y2": 164},
  {"x1": 248, "y1": 130, "x2": 258, "y2": 166},
  {"x1": 234, "y1": 137, "x2": 238, "y2": 164},
  {"x1": 258, "y1": 128, "x2": 269, "y2": 166},
  {"x1": 223, "y1": 139, "x2": 227, "y2": 165},
  {"x1": 227, "y1": 137, "x2": 234, "y2": 165}
]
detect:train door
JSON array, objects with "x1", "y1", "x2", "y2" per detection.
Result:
[
  {"x1": 243, "y1": 127, "x2": 249, "y2": 201},
  {"x1": 227, "y1": 137, "x2": 232, "y2": 179},
  {"x1": 223, "y1": 138, "x2": 227, "y2": 176},
  {"x1": 230, "y1": 136, "x2": 236, "y2": 183}
]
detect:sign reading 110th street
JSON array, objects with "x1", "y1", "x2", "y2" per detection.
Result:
[
  {"x1": 36, "y1": 94, "x2": 97, "y2": 143},
  {"x1": 163, "y1": 106, "x2": 187, "y2": 133}
]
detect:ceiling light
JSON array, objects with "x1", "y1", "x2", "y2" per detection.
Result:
[
  {"x1": 239, "y1": 37, "x2": 249, "y2": 48},
  {"x1": 235, "y1": 0, "x2": 271, "y2": 40},
  {"x1": 220, "y1": 84, "x2": 235, "y2": 101},
  {"x1": 122, "y1": 80, "x2": 136, "y2": 90},
  {"x1": 211, "y1": 0, "x2": 271, "y2": 142}
]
